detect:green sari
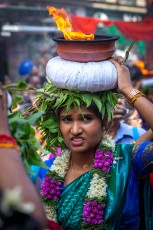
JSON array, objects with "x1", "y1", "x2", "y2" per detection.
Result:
[
  {"x1": 57, "y1": 171, "x2": 92, "y2": 229},
  {"x1": 56, "y1": 144, "x2": 133, "y2": 230}
]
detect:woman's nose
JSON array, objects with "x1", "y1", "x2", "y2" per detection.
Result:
[{"x1": 71, "y1": 122, "x2": 82, "y2": 135}]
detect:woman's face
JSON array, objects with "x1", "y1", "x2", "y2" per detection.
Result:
[{"x1": 59, "y1": 105, "x2": 103, "y2": 155}]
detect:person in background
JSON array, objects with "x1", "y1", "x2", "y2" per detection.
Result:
[
  {"x1": 0, "y1": 87, "x2": 48, "y2": 229},
  {"x1": 124, "y1": 64, "x2": 144, "y2": 128},
  {"x1": 108, "y1": 97, "x2": 146, "y2": 144},
  {"x1": 4, "y1": 75, "x2": 13, "y2": 85},
  {"x1": 136, "y1": 129, "x2": 153, "y2": 143},
  {"x1": 19, "y1": 74, "x2": 42, "y2": 113},
  {"x1": 127, "y1": 64, "x2": 143, "y2": 90},
  {"x1": 124, "y1": 64, "x2": 153, "y2": 131},
  {"x1": 140, "y1": 85, "x2": 153, "y2": 130},
  {"x1": 26, "y1": 74, "x2": 42, "y2": 89}
]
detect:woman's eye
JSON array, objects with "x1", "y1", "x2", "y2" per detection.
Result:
[
  {"x1": 61, "y1": 117, "x2": 72, "y2": 122},
  {"x1": 82, "y1": 116, "x2": 93, "y2": 121}
]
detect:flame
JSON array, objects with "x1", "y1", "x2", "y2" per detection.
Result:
[{"x1": 48, "y1": 6, "x2": 94, "y2": 40}]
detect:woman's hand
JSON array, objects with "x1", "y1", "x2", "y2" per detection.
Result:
[
  {"x1": 0, "y1": 86, "x2": 10, "y2": 135},
  {"x1": 109, "y1": 56, "x2": 134, "y2": 96}
]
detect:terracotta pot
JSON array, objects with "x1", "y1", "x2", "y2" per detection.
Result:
[{"x1": 52, "y1": 35, "x2": 119, "y2": 62}]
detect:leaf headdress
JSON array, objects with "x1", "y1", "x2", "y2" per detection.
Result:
[{"x1": 24, "y1": 81, "x2": 119, "y2": 153}]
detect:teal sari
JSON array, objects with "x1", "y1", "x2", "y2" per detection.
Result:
[
  {"x1": 38, "y1": 142, "x2": 153, "y2": 229},
  {"x1": 56, "y1": 144, "x2": 133, "y2": 230},
  {"x1": 57, "y1": 172, "x2": 92, "y2": 230}
]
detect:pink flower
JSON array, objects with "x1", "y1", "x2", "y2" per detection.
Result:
[
  {"x1": 83, "y1": 201, "x2": 105, "y2": 225},
  {"x1": 93, "y1": 149, "x2": 113, "y2": 172}
]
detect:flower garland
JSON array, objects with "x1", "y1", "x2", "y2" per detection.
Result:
[{"x1": 41, "y1": 136, "x2": 115, "y2": 229}]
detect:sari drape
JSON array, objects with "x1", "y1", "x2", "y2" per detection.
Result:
[
  {"x1": 57, "y1": 172, "x2": 92, "y2": 230},
  {"x1": 56, "y1": 144, "x2": 133, "y2": 229},
  {"x1": 38, "y1": 142, "x2": 153, "y2": 229},
  {"x1": 134, "y1": 142, "x2": 153, "y2": 230}
]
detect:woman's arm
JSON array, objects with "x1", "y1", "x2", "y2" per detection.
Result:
[
  {"x1": 132, "y1": 141, "x2": 153, "y2": 177},
  {"x1": 136, "y1": 129, "x2": 153, "y2": 144},
  {"x1": 110, "y1": 57, "x2": 153, "y2": 131},
  {"x1": 0, "y1": 88, "x2": 47, "y2": 229}
]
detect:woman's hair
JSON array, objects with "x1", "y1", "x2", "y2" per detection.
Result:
[
  {"x1": 56, "y1": 102, "x2": 102, "y2": 121},
  {"x1": 127, "y1": 64, "x2": 143, "y2": 81},
  {"x1": 86, "y1": 102, "x2": 103, "y2": 120}
]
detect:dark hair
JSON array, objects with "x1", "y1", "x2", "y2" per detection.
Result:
[
  {"x1": 56, "y1": 102, "x2": 103, "y2": 122},
  {"x1": 127, "y1": 64, "x2": 143, "y2": 81},
  {"x1": 86, "y1": 102, "x2": 102, "y2": 120},
  {"x1": 25, "y1": 74, "x2": 39, "y2": 84}
]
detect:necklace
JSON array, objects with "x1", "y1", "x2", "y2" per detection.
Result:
[
  {"x1": 70, "y1": 159, "x2": 93, "y2": 176},
  {"x1": 83, "y1": 164, "x2": 93, "y2": 169},
  {"x1": 41, "y1": 136, "x2": 115, "y2": 229}
]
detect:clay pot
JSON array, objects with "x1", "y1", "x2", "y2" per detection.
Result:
[{"x1": 52, "y1": 35, "x2": 119, "y2": 62}]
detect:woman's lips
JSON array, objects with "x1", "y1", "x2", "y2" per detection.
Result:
[{"x1": 71, "y1": 137, "x2": 84, "y2": 146}]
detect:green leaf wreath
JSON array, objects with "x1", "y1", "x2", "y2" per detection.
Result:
[
  {"x1": 22, "y1": 81, "x2": 119, "y2": 153},
  {"x1": 3, "y1": 80, "x2": 119, "y2": 173}
]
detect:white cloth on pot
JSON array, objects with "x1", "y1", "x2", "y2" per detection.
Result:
[{"x1": 46, "y1": 56, "x2": 117, "y2": 92}]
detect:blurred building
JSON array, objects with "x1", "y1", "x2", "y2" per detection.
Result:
[{"x1": 0, "y1": 0, "x2": 148, "y2": 81}]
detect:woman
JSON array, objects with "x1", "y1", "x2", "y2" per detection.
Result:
[{"x1": 36, "y1": 56, "x2": 153, "y2": 230}]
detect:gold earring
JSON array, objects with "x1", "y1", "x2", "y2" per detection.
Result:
[{"x1": 101, "y1": 127, "x2": 107, "y2": 140}]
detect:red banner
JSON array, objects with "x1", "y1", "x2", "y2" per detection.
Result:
[{"x1": 71, "y1": 15, "x2": 153, "y2": 41}]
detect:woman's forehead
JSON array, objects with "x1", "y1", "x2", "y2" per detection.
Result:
[{"x1": 60, "y1": 105, "x2": 96, "y2": 116}]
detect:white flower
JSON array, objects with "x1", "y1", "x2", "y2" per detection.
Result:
[
  {"x1": 86, "y1": 173, "x2": 107, "y2": 199},
  {"x1": 50, "y1": 149, "x2": 71, "y2": 178},
  {"x1": 45, "y1": 204, "x2": 57, "y2": 222},
  {"x1": 101, "y1": 133, "x2": 116, "y2": 152}
]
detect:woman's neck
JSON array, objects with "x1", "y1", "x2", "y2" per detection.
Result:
[
  {"x1": 64, "y1": 150, "x2": 95, "y2": 186},
  {"x1": 70, "y1": 151, "x2": 95, "y2": 169}
]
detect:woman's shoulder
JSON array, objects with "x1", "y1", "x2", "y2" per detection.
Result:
[
  {"x1": 132, "y1": 141, "x2": 153, "y2": 176},
  {"x1": 133, "y1": 141, "x2": 153, "y2": 156}
]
